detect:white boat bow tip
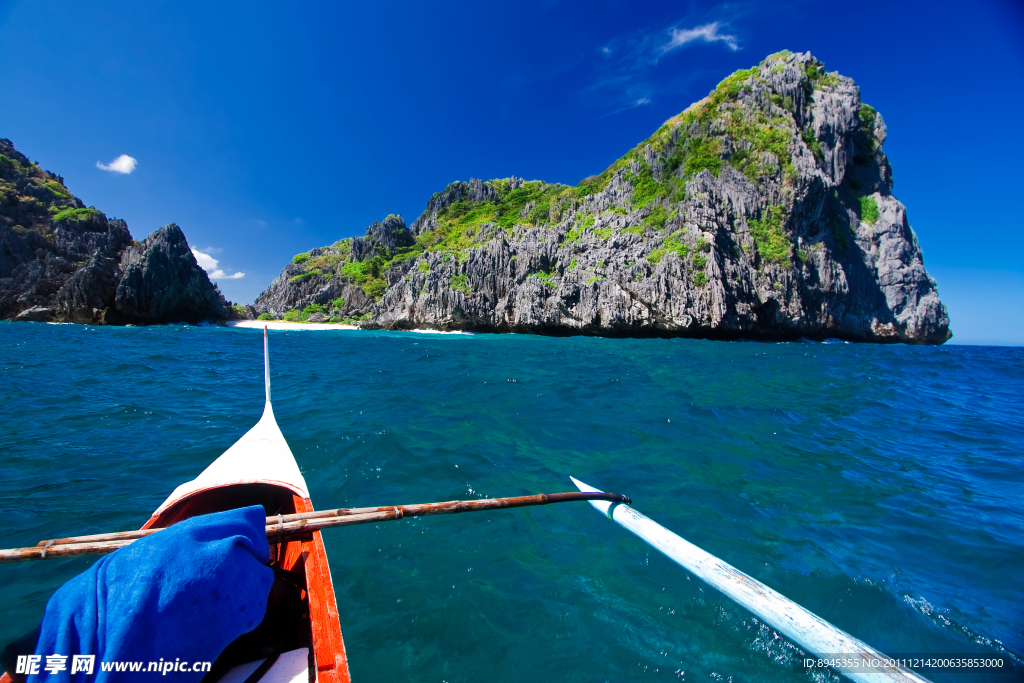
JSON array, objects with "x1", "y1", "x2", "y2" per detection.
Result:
[{"x1": 152, "y1": 326, "x2": 309, "y2": 516}]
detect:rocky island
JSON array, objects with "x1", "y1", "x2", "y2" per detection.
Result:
[
  {"x1": 254, "y1": 51, "x2": 950, "y2": 344},
  {"x1": 0, "y1": 139, "x2": 232, "y2": 325}
]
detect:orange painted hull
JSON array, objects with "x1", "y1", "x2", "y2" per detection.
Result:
[{"x1": 293, "y1": 496, "x2": 351, "y2": 683}]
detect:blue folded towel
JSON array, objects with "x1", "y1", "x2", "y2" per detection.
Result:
[{"x1": 28, "y1": 505, "x2": 274, "y2": 682}]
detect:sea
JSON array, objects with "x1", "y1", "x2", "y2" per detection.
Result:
[{"x1": 1, "y1": 321, "x2": 1021, "y2": 682}]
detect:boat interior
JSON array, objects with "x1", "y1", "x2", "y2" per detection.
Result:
[{"x1": 145, "y1": 483, "x2": 345, "y2": 683}]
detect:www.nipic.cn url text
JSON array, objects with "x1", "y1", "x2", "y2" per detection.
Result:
[{"x1": 16, "y1": 655, "x2": 213, "y2": 676}]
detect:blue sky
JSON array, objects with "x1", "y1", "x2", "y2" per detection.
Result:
[{"x1": 1, "y1": 0, "x2": 1022, "y2": 344}]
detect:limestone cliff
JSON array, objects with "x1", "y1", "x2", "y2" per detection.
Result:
[
  {"x1": 257, "y1": 51, "x2": 950, "y2": 343},
  {"x1": 0, "y1": 139, "x2": 231, "y2": 325}
]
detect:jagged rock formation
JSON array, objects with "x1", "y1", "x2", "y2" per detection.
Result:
[
  {"x1": 0, "y1": 139, "x2": 231, "y2": 325},
  {"x1": 253, "y1": 214, "x2": 412, "y2": 322},
  {"x1": 114, "y1": 224, "x2": 232, "y2": 324},
  {"x1": 255, "y1": 51, "x2": 950, "y2": 343}
]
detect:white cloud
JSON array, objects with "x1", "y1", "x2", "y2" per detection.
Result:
[
  {"x1": 192, "y1": 248, "x2": 218, "y2": 271},
  {"x1": 211, "y1": 270, "x2": 245, "y2": 280},
  {"x1": 661, "y1": 22, "x2": 739, "y2": 53},
  {"x1": 96, "y1": 154, "x2": 137, "y2": 174},
  {"x1": 191, "y1": 247, "x2": 245, "y2": 280},
  {"x1": 584, "y1": 15, "x2": 740, "y2": 117}
]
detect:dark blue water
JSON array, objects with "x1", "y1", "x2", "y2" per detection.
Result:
[{"x1": 1, "y1": 322, "x2": 1021, "y2": 682}]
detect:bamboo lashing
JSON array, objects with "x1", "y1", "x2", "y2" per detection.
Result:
[{"x1": 0, "y1": 491, "x2": 631, "y2": 563}]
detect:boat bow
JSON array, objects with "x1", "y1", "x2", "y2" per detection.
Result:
[
  {"x1": 152, "y1": 400, "x2": 310, "y2": 518},
  {"x1": 152, "y1": 326, "x2": 309, "y2": 518}
]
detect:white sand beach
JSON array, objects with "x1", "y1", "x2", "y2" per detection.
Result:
[
  {"x1": 228, "y1": 320, "x2": 358, "y2": 331},
  {"x1": 227, "y1": 320, "x2": 473, "y2": 335}
]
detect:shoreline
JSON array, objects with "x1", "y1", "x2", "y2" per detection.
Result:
[
  {"x1": 228, "y1": 320, "x2": 358, "y2": 331},
  {"x1": 227, "y1": 320, "x2": 473, "y2": 335}
]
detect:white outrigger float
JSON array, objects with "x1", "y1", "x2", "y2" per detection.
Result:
[{"x1": 570, "y1": 477, "x2": 931, "y2": 683}]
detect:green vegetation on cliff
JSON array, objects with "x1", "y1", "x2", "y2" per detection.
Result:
[
  {"x1": 283, "y1": 303, "x2": 330, "y2": 322},
  {"x1": 748, "y1": 205, "x2": 792, "y2": 265},
  {"x1": 52, "y1": 207, "x2": 101, "y2": 224},
  {"x1": 416, "y1": 180, "x2": 577, "y2": 260},
  {"x1": 858, "y1": 195, "x2": 880, "y2": 225},
  {"x1": 450, "y1": 273, "x2": 470, "y2": 294},
  {"x1": 0, "y1": 141, "x2": 103, "y2": 240},
  {"x1": 573, "y1": 60, "x2": 807, "y2": 203},
  {"x1": 647, "y1": 231, "x2": 690, "y2": 265},
  {"x1": 339, "y1": 258, "x2": 392, "y2": 298},
  {"x1": 564, "y1": 213, "x2": 594, "y2": 243}
]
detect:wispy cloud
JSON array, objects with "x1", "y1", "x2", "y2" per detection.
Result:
[
  {"x1": 191, "y1": 248, "x2": 244, "y2": 280},
  {"x1": 587, "y1": 14, "x2": 741, "y2": 115},
  {"x1": 661, "y1": 22, "x2": 738, "y2": 54},
  {"x1": 96, "y1": 154, "x2": 137, "y2": 174}
]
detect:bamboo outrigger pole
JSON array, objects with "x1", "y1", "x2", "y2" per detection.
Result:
[{"x1": 0, "y1": 491, "x2": 631, "y2": 563}]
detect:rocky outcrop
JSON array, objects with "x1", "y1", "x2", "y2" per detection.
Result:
[
  {"x1": 253, "y1": 214, "x2": 411, "y2": 321},
  {"x1": 254, "y1": 51, "x2": 950, "y2": 343},
  {"x1": 54, "y1": 249, "x2": 125, "y2": 324},
  {"x1": 115, "y1": 224, "x2": 230, "y2": 324},
  {"x1": 0, "y1": 138, "x2": 231, "y2": 325},
  {"x1": 352, "y1": 213, "x2": 415, "y2": 260},
  {"x1": 409, "y1": 178, "x2": 502, "y2": 236}
]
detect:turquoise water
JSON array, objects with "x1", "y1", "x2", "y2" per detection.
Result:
[{"x1": 0, "y1": 322, "x2": 1021, "y2": 682}]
